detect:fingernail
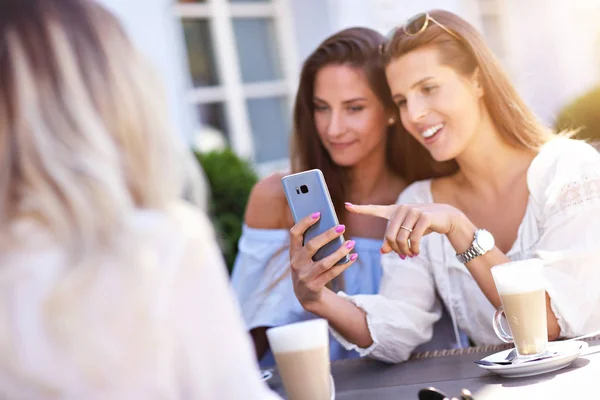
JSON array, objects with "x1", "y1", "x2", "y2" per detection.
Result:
[
  {"x1": 379, "y1": 248, "x2": 384, "y2": 254},
  {"x1": 350, "y1": 253, "x2": 358, "y2": 261},
  {"x1": 346, "y1": 240, "x2": 355, "y2": 249},
  {"x1": 335, "y1": 225, "x2": 345, "y2": 233},
  {"x1": 311, "y1": 212, "x2": 321, "y2": 219},
  {"x1": 345, "y1": 202, "x2": 353, "y2": 207},
  {"x1": 399, "y1": 254, "x2": 406, "y2": 260},
  {"x1": 409, "y1": 255, "x2": 414, "y2": 258}
]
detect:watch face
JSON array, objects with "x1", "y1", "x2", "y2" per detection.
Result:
[{"x1": 476, "y1": 229, "x2": 495, "y2": 252}]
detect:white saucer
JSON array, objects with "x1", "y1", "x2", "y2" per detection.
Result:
[{"x1": 476, "y1": 340, "x2": 588, "y2": 378}]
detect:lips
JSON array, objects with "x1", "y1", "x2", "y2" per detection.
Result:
[{"x1": 329, "y1": 140, "x2": 358, "y2": 150}]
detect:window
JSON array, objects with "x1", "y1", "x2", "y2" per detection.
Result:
[{"x1": 176, "y1": 0, "x2": 298, "y2": 174}]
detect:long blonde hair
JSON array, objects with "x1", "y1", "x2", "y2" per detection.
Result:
[
  {"x1": 0, "y1": 0, "x2": 203, "y2": 390},
  {"x1": 383, "y1": 10, "x2": 557, "y2": 151},
  {"x1": 0, "y1": 0, "x2": 203, "y2": 252}
]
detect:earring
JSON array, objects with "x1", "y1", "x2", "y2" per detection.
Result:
[{"x1": 388, "y1": 117, "x2": 396, "y2": 125}]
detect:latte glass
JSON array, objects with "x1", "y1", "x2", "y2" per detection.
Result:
[
  {"x1": 491, "y1": 259, "x2": 548, "y2": 359},
  {"x1": 266, "y1": 319, "x2": 334, "y2": 400}
]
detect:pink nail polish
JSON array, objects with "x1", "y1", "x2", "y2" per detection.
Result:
[
  {"x1": 399, "y1": 254, "x2": 406, "y2": 260},
  {"x1": 335, "y1": 225, "x2": 345, "y2": 233},
  {"x1": 345, "y1": 202, "x2": 353, "y2": 207},
  {"x1": 350, "y1": 253, "x2": 358, "y2": 261},
  {"x1": 311, "y1": 212, "x2": 321, "y2": 219},
  {"x1": 409, "y1": 255, "x2": 414, "y2": 258},
  {"x1": 379, "y1": 248, "x2": 384, "y2": 254},
  {"x1": 346, "y1": 240, "x2": 355, "y2": 249}
]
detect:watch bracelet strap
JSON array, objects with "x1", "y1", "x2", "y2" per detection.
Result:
[{"x1": 456, "y1": 245, "x2": 480, "y2": 264}]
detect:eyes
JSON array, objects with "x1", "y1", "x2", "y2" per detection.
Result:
[
  {"x1": 395, "y1": 84, "x2": 439, "y2": 108},
  {"x1": 313, "y1": 104, "x2": 365, "y2": 113}
]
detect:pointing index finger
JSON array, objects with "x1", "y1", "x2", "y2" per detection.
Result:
[{"x1": 345, "y1": 202, "x2": 395, "y2": 220}]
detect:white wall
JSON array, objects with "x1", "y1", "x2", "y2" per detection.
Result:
[
  {"x1": 369, "y1": 0, "x2": 466, "y2": 33},
  {"x1": 502, "y1": 0, "x2": 600, "y2": 124},
  {"x1": 98, "y1": 0, "x2": 198, "y2": 143},
  {"x1": 326, "y1": 0, "x2": 376, "y2": 32},
  {"x1": 289, "y1": 0, "x2": 334, "y2": 64}
]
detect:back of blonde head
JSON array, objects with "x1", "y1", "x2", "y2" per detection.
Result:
[
  {"x1": 0, "y1": 0, "x2": 202, "y2": 252},
  {"x1": 0, "y1": 0, "x2": 204, "y2": 393}
]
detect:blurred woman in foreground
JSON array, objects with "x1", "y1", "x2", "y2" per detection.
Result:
[{"x1": 0, "y1": 0, "x2": 279, "y2": 398}]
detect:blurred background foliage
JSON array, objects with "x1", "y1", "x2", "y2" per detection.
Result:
[
  {"x1": 195, "y1": 149, "x2": 258, "y2": 273},
  {"x1": 555, "y1": 86, "x2": 600, "y2": 147}
]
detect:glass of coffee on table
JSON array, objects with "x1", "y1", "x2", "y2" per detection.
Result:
[
  {"x1": 266, "y1": 319, "x2": 334, "y2": 400},
  {"x1": 491, "y1": 258, "x2": 549, "y2": 359}
]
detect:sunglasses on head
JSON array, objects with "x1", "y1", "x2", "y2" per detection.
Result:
[{"x1": 379, "y1": 12, "x2": 462, "y2": 55}]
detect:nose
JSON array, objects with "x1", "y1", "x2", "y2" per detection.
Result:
[
  {"x1": 326, "y1": 110, "x2": 346, "y2": 139},
  {"x1": 405, "y1": 96, "x2": 428, "y2": 125}
]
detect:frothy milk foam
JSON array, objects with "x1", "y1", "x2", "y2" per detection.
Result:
[
  {"x1": 492, "y1": 259, "x2": 545, "y2": 295},
  {"x1": 266, "y1": 319, "x2": 329, "y2": 353},
  {"x1": 267, "y1": 319, "x2": 331, "y2": 400}
]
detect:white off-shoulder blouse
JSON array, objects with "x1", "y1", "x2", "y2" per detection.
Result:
[{"x1": 332, "y1": 137, "x2": 600, "y2": 363}]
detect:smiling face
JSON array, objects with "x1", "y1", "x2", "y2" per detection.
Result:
[
  {"x1": 313, "y1": 64, "x2": 392, "y2": 167},
  {"x1": 385, "y1": 45, "x2": 484, "y2": 162}
]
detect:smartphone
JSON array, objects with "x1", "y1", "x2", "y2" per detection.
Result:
[{"x1": 281, "y1": 169, "x2": 349, "y2": 265}]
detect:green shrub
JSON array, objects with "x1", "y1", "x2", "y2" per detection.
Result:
[
  {"x1": 555, "y1": 86, "x2": 600, "y2": 145},
  {"x1": 195, "y1": 149, "x2": 258, "y2": 273}
]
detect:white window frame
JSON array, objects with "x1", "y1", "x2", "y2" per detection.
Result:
[{"x1": 175, "y1": 0, "x2": 299, "y2": 175}]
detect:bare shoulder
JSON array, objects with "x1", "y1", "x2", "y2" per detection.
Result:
[{"x1": 244, "y1": 172, "x2": 292, "y2": 229}]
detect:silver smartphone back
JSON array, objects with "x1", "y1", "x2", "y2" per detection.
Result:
[{"x1": 281, "y1": 169, "x2": 349, "y2": 265}]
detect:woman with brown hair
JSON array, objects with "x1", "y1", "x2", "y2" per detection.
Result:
[
  {"x1": 232, "y1": 27, "x2": 457, "y2": 367},
  {"x1": 0, "y1": 0, "x2": 279, "y2": 397},
  {"x1": 288, "y1": 10, "x2": 600, "y2": 363}
]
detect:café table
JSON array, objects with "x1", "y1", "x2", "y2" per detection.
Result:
[{"x1": 267, "y1": 336, "x2": 600, "y2": 399}]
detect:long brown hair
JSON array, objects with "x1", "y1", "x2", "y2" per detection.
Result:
[
  {"x1": 383, "y1": 10, "x2": 556, "y2": 151},
  {"x1": 291, "y1": 27, "x2": 455, "y2": 216}
]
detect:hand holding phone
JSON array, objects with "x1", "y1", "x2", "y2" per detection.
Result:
[
  {"x1": 282, "y1": 169, "x2": 358, "y2": 308},
  {"x1": 281, "y1": 169, "x2": 349, "y2": 264}
]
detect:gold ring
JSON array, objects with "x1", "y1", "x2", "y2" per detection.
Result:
[{"x1": 400, "y1": 225, "x2": 413, "y2": 233}]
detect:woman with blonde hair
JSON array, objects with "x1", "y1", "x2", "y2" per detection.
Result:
[
  {"x1": 288, "y1": 9, "x2": 600, "y2": 363},
  {"x1": 0, "y1": 0, "x2": 279, "y2": 398}
]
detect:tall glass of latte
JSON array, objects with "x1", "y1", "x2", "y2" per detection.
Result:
[
  {"x1": 491, "y1": 259, "x2": 548, "y2": 358},
  {"x1": 266, "y1": 319, "x2": 333, "y2": 400}
]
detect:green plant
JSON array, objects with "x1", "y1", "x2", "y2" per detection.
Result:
[
  {"x1": 555, "y1": 86, "x2": 600, "y2": 145},
  {"x1": 195, "y1": 149, "x2": 258, "y2": 273}
]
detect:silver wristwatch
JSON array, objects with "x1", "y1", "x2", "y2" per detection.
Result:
[{"x1": 456, "y1": 229, "x2": 495, "y2": 264}]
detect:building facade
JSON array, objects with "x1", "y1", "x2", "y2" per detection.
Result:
[{"x1": 100, "y1": 0, "x2": 600, "y2": 176}]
